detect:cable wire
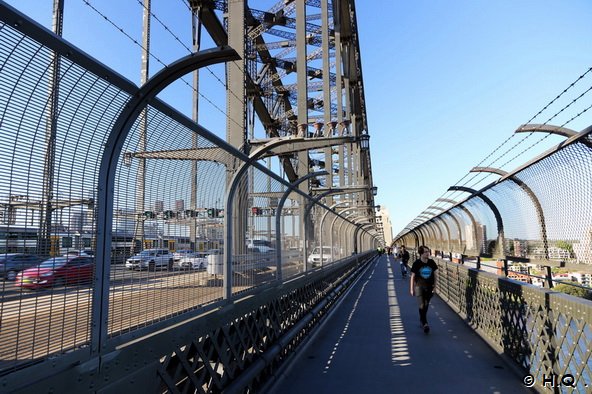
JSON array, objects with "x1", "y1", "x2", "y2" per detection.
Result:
[
  {"x1": 398, "y1": 68, "x2": 592, "y2": 237},
  {"x1": 81, "y1": 0, "x2": 244, "y2": 130}
]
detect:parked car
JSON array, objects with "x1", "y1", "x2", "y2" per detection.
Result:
[
  {"x1": 173, "y1": 249, "x2": 193, "y2": 259},
  {"x1": 307, "y1": 246, "x2": 335, "y2": 267},
  {"x1": 246, "y1": 242, "x2": 275, "y2": 254},
  {"x1": 173, "y1": 252, "x2": 209, "y2": 270},
  {"x1": 15, "y1": 256, "x2": 94, "y2": 289},
  {"x1": 125, "y1": 248, "x2": 173, "y2": 271},
  {"x1": 0, "y1": 253, "x2": 43, "y2": 281},
  {"x1": 173, "y1": 249, "x2": 194, "y2": 262},
  {"x1": 63, "y1": 250, "x2": 94, "y2": 257}
]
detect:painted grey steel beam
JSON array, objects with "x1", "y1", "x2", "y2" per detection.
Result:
[
  {"x1": 38, "y1": 0, "x2": 65, "y2": 256},
  {"x1": 226, "y1": 0, "x2": 246, "y2": 151},
  {"x1": 514, "y1": 123, "x2": 576, "y2": 138},
  {"x1": 135, "y1": 0, "x2": 151, "y2": 248},
  {"x1": 311, "y1": 185, "x2": 373, "y2": 194},
  {"x1": 296, "y1": 0, "x2": 309, "y2": 132},
  {"x1": 248, "y1": 135, "x2": 355, "y2": 158},
  {"x1": 130, "y1": 147, "x2": 233, "y2": 165},
  {"x1": 195, "y1": 3, "x2": 300, "y2": 181},
  {"x1": 322, "y1": 0, "x2": 334, "y2": 204},
  {"x1": 130, "y1": 136, "x2": 354, "y2": 178}
]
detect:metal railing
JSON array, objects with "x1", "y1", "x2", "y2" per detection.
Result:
[
  {"x1": 434, "y1": 257, "x2": 591, "y2": 393},
  {"x1": 0, "y1": 3, "x2": 380, "y2": 392}
]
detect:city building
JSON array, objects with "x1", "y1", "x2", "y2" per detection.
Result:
[
  {"x1": 573, "y1": 228, "x2": 592, "y2": 265},
  {"x1": 570, "y1": 272, "x2": 592, "y2": 288},
  {"x1": 377, "y1": 206, "x2": 393, "y2": 246},
  {"x1": 512, "y1": 239, "x2": 527, "y2": 258},
  {"x1": 465, "y1": 224, "x2": 486, "y2": 254}
]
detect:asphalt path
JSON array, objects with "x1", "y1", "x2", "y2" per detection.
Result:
[{"x1": 268, "y1": 254, "x2": 533, "y2": 394}]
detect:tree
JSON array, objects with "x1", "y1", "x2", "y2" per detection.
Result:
[
  {"x1": 553, "y1": 283, "x2": 592, "y2": 300},
  {"x1": 486, "y1": 240, "x2": 496, "y2": 255},
  {"x1": 555, "y1": 241, "x2": 574, "y2": 258}
]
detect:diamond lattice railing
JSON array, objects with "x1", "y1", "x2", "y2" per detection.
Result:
[{"x1": 436, "y1": 258, "x2": 592, "y2": 393}]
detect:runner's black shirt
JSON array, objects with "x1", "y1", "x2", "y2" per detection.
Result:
[{"x1": 411, "y1": 258, "x2": 438, "y2": 287}]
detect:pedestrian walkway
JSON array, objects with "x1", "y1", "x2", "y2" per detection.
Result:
[{"x1": 268, "y1": 254, "x2": 532, "y2": 393}]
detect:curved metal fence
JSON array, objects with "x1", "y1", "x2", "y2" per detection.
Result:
[
  {"x1": 0, "y1": 3, "x2": 380, "y2": 388},
  {"x1": 396, "y1": 129, "x2": 592, "y2": 269}
]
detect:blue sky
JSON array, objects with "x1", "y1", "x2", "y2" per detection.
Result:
[
  {"x1": 5, "y1": 0, "x2": 592, "y2": 238},
  {"x1": 357, "y1": 0, "x2": 592, "y2": 236}
]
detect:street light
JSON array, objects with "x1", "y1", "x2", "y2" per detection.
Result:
[
  {"x1": 371, "y1": 186, "x2": 378, "y2": 196},
  {"x1": 358, "y1": 133, "x2": 370, "y2": 151}
]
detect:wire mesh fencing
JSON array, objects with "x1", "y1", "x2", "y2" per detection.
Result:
[
  {"x1": 0, "y1": 5, "x2": 379, "y2": 377},
  {"x1": 396, "y1": 130, "x2": 592, "y2": 269}
]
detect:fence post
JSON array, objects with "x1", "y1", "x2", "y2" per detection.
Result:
[{"x1": 545, "y1": 266, "x2": 554, "y2": 288}]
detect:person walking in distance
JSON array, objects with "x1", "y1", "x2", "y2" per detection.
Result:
[
  {"x1": 399, "y1": 245, "x2": 410, "y2": 278},
  {"x1": 410, "y1": 246, "x2": 438, "y2": 333}
]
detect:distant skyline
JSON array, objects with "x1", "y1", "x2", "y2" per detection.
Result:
[{"x1": 5, "y1": 0, "x2": 592, "y2": 239}]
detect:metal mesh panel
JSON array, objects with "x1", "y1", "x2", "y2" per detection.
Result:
[
  {"x1": 441, "y1": 213, "x2": 461, "y2": 253},
  {"x1": 449, "y1": 207, "x2": 475, "y2": 254},
  {"x1": 0, "y1": 21, "x2": 128, "y2": 372},
  {"x1": 279, "y1": 194, "x2": 304, "y2": 278},
  {"x1": 109, "y1": 105, "x2": 231, "y2": 337},
  {"x1": 483, "y1": 180, "x2": 543, "y2": 258},
  {"x1": 463, "y1": 198, "x2": 498, "y2": 256},
  {"x1": 514, "y1": 142, "x2": 592, "y2": 264},
  {"x1": 0, "y1": 4, "x2": 381, "y2": 388},
  {"x1": 317, "y1": 208, "x2": 352, "y2": 265},
  {"x1": 431, "y1": 218, "x2": 449, "y2": 252},
  {"x1": 233, "y1": 167, "x2": 284, "y2": 294},
  {"x1": 398, "y1": 135, "x2": 592, "y2": 269}
]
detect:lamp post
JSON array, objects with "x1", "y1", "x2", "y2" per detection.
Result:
[{"x1": 358, "y1": 133, "x2": 370, "y2": 151}]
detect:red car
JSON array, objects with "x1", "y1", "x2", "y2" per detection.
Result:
[{"x1": 16, "y1": 256, "x2": 94, "y2": 289}]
